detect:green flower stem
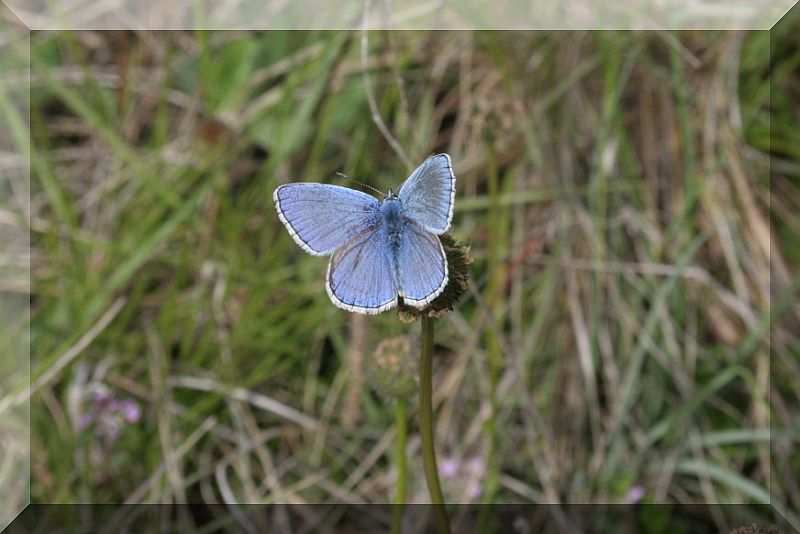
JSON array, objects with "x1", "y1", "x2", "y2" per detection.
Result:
[
  {"x1": 419, "y1": 316, "x2": 451, "y2": 534},
  {"x1": 392, "y1": 400, "x2": 407, "y2": 534}
]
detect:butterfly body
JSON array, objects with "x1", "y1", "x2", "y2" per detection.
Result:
[
  {"x1": 380, "y1": 197, "x2": 405, "y2": 239},
  {"x1": 274, "y1": 154, "x2": 456, "y2": 315}
]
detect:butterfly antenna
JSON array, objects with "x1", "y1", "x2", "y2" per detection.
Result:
[{"x1": 336, "y1": 172, "x2": 386, "y2": 199}]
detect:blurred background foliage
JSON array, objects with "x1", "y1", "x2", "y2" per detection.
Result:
[{"x1": 1, "y1": 10, "x2": 799, "y2": 531}]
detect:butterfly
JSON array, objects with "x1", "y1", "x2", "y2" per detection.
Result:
[{"x1": 273, "y1": 154, "x2": 456, "y2": 315}]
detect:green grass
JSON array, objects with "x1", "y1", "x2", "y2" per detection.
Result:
[{"x1": 1, "y1": 22, "x2": 798, "y2": 531}]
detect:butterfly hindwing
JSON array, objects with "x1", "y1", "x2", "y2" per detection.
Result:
[
  {"x1": 397, "y1": 154, "x2": 455, "y2": 235},
  {"x1": 397, "y1": 221, "x2": 448, "y2": 308},
  {"x1": 274, "y1": 183, "x2": 380, "y2": 256},
  {"x1": 326, "y1": 225, "x2": 400, "y2": 314}
]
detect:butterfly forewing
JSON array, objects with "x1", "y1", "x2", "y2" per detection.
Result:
[
  {"x1": 273, "y1": 183, "x2": 380, "y2": 256},
  {"x1": 326, "y1": 226, "x2": 399, "y2": 314},
  {"x1": 397, "y1": 154, "x2": 455, "y2": 235}
]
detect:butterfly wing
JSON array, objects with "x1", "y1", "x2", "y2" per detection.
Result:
[
  {"x1": 397, "y1": 154, "x2": 455, "y2": 235},
  {"x1": 397, "y1": 222, "x2": 448, "y2": 308},
  {"x1": 274, "y1": 183, "x2": 380, "y2": 256},
  {"x1": 326, "y1": 225, "x2": 399, "y2": 314}
]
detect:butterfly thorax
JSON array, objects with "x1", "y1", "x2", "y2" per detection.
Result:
[{"x1": 380, "y1": 197, "x2": 406, "y2": 238}]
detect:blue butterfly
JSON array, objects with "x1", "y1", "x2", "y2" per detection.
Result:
[{"x1": 274, "y1": 154, "x2": 456, "y2": 315}]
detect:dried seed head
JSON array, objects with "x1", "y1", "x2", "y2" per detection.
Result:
[{"x1": 366, "y1": 336, "x2": 417, "y2": 401}]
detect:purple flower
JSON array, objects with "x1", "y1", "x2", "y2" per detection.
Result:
[
  {"x1": 109, "y1": 399, "x2": 142, "y2": 423},
  {"x1": 440, "y1": 458, "x2": 460, "y2": 478},
  {"x1": 626, "y1": 485, "x2": 645, "y2": 504},
  {"x1": 438, "y1": 456, "x2": 486, "y2": 502},
  {"x1": 80, "y1": 390, "x2": 141, "y2": 440}
]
